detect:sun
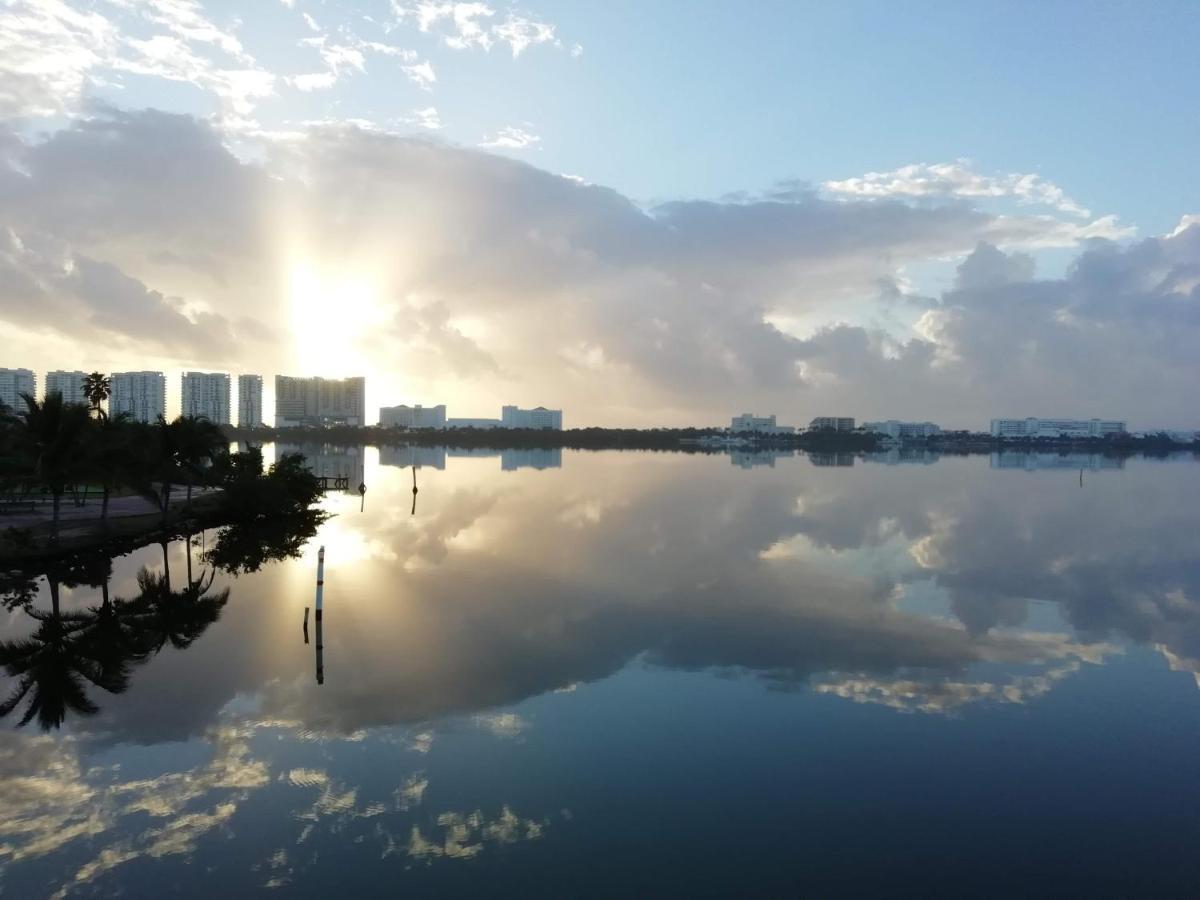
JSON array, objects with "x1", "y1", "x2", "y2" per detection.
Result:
[{"x1": 289, "y1": 263, "x2": 384, "y2": 376}]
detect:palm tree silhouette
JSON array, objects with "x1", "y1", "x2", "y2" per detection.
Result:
[
  {"x1": 82, "y1": 373, "x2": 111, "y2": 418},
  {"x1": 15, "y1": 393, "x2": 92, "y2": 541},
  {"x1": 143, "y1": 416, "x2": 227, "y2": 522},
  {"x1": 86, "y1": 411, "x2": 134, "y2": 526}
]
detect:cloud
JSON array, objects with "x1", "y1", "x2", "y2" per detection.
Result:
[
  {"x1": 0, "y1": 0, "x2": 276, "y2": 120},
  {"x1": 391, "y1": 2, "x2": 567, "y2": 56},
  {"x1": 288, "y1": 71, "x2": 337, "y2": 92},
  {"x1": 825, "y1": 160, "x2": 1092, "y2": 217},
  {"x1": 0, "y1": 109, "x2": 1195, "y2": 427},
  {"x1": 406, "y1": 105, "x2": 443, "y2": 129},
  {"x1": 478, "y1": 125, "x2": 540, "y2": 149},
  {"x1": 491, "y1": 14, "x2": 557, "y2": 57},
  {"x1": 402, "y1": 59, "x2": 436, "y2": 89}
]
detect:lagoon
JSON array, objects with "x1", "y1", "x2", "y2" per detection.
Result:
[{"x1": 2, "y1": 447, "x2": 1200, "y2": 898}]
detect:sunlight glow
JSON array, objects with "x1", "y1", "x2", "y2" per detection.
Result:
[{"x1": 289, "y1": 263, "x2": 386, "y2": 376}]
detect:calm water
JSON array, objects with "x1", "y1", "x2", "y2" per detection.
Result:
[{"x1": 3, "y1": 447, "x2": 1200, "y2": 898}]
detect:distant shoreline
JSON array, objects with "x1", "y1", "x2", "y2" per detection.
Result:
[{"x1": 221, "y1": 424, "x2": 1200, "y2": 455}]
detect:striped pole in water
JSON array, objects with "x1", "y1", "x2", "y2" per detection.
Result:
[{"x1": 315, "y1": 546, "x2": 325, "y2": 622}]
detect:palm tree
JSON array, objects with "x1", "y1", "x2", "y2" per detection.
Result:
[
  {"x1": 82, "y1": 372, "x2": 111, "y2": 418},
  {"x1": 86, "y1": 412, "x2": 134, "y2": 526},
  {"x1": 171, "y1": 416, "x2": 228, "y2": 505},
  {"x1": 16, "y1": 393, "x2": 92, "y2": 541},
  {"x1": 144, "y1": 416, "x2": 227, "y2": 523}
]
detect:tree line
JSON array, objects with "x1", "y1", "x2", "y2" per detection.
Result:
[{"x1": 1, "y1": 373, "x2": 324, "y2": 546}]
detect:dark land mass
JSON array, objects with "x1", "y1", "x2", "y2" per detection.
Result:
[{"x1": 222, "y1": 424, "x2": 1199, "y2": 456}]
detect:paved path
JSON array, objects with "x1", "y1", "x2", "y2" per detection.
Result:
[{"x1": 0, "y1": 488, "x2": 223, "y2": 529}]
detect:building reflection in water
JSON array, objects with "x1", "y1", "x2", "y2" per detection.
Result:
[
  {"x1": 2, "y1": 448, "x2": 1200, "y2": 897},
  {"x1": 863, "y1": 448, "x2": 942, "y2": 465},
  {"x1": 277, "y1": 443, "x2": 367, "y2": 493},
  {"x1": 378, "y1": 445, "x2": 562, "y2": 472},
  {"x1": 989, "y1": 451, "x2": 1125, "y2": 470},
  {"x1": 730, "y1": 449, "x2": 796, "y2": 468},
  {"x1": 807, "y1": 450, "x2": 855, "y2": 467}
]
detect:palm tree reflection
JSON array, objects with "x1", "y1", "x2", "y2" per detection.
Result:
[
  {"x1": 0, "y1": 549, "x2": 229, "y2": 731},
  {"x1": 0, "y1": 572, "x2": 124, "y2": 729}
]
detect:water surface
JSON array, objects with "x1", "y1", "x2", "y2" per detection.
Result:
[{"x1": 2, "y1": 448, "x2": 1199, "y2": 898}]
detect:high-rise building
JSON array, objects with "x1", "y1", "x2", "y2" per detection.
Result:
[
  {"x1": 379, "y1": 403, "x2": 447, "y2": 429},
  {"x1": 989, "y1": 417, "x2": 1126, "y2": 439},
  {"x1": 110, "y1": 371, "x2": 166, "y2": 423},
  {"x1": 730, "y1": 413, "x2": 795, "y2": 434},
  {"x1": 238, "y1": 375, "x2": 263, "y2": 428},
  {"x1": 181, "y1": 371, "x2": 231, "y2": 423},
  {"x1": 44, "y1": 370, "x2": 88, "y2": 405},
  {"x1": 501, "y1": 405, "x2": 563, "y2": 430},
  {"x1": 275, "y1": 376, "x2": 366, "y2": 427},
  {"x1": 0, "y1": 368, "x2": 35, "y2": 411},
  {"x1": 809, "y1": 417, "x2": 856, "y2": 432}
]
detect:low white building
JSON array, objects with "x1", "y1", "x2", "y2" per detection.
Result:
[
  {"x1": 238, "y1": 375, "x2": 263, "y2": 428},
  {"x1": 730, "y1": 413, "x2": 795, "y2": 434},
  {"x1": 0, "y1": 368, "x2": 35, "y2": 411},
  {"x1": 502, "y1": 405, "x2": 563, "y2": 430},
  {"x1": 863, "y1": 420, "x2": 941, "y2": 439},
  {"x1": 990, "y1": 417, "x2": 1126, "y2": 439},
  {"x1": 109, "y1": 371, "x2": 166, "y2": 423},
  {"x1": 181, "y1": 371, "x2": 231, "y2": 424},
  {"x1": 446, "y1": 417, "x2": 502, "y2": 429},
  {"x1": 45, "y1": 370, "x2": 88, "y2": 405},
  {"x1": 380, "y1": 403, "x2": 447, "y2": 429}
]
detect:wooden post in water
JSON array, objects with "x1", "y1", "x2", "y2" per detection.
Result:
[
  {"x1": 314, "y1": 546, "x2": 325, "y2": 622},
  {"x1": 315, "y1": 619, "x2": 324, "y2": 685},
  {"x1": 303, "y1": 606, "x2": 309, "y2": 644}
]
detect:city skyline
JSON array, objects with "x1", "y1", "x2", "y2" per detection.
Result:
[
  {"x1": 1, "y1": 2, "x2": 1198, "y2": 427},
  {"x1": 0, "y1": 365, "x2": 1187, "y2": 434}
]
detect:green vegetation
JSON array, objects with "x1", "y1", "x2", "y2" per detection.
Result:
[{"x1": 1, "y1": 379, "x2": 326, "y2": 560}]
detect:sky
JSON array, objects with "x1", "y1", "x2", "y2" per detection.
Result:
[{"x1": 1, "y1": 0, "x2": 1198, "y2": 428}]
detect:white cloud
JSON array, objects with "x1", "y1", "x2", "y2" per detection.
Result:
[
  {"x1": 288, "y1": 71, "x2": 337, "y2": 92},
  {"x1": 0, "y1": 0, "x2": 275, "y2": 120},
  {"x1": 396, "y1": 1, "x2": 495, "y2": 50},
  {"x1": 824, "y1": 160, "x2": 1092, "y2": 218},
  {"x1": 491, "y1": 14, "x2": 557, "y2": 57},
  {"x1": 406, "y1": 105, "x2": 443, "y2": 129},
  {"x1": 0, "y1": 0, "x2": 121, "y2": 116},
  {"x1": 391, "y1": 2, "x2": 567, "y2": 56},
  {"x1": 402, "y1": 59, "x2": 436, "y2": 90},
  {"x1": 479, "y1": 125, "x2": 540, "y2": 149}
]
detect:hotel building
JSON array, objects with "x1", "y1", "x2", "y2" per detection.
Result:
[
  {"x1": 44, "y1": 370, "x2": 88, "y2": 405},
  {"x1": 275, "y1": 375, "x2": 366, "y2": 427},
  {"x1": 990, "y1": 417, "x2": 1126, "y2": 439},
  {"x1": 181, "y1": 371, "x2": 231, "y2": 424},
  {"x1": 0, "y1": 368, "x2": 35, "y2": 411},
  {"x1": 110, "y1": 372, "x2": 166, "y2": 423},
  {"x1": 238, "y1": 375, "x2": 264, "y2": 428}
]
